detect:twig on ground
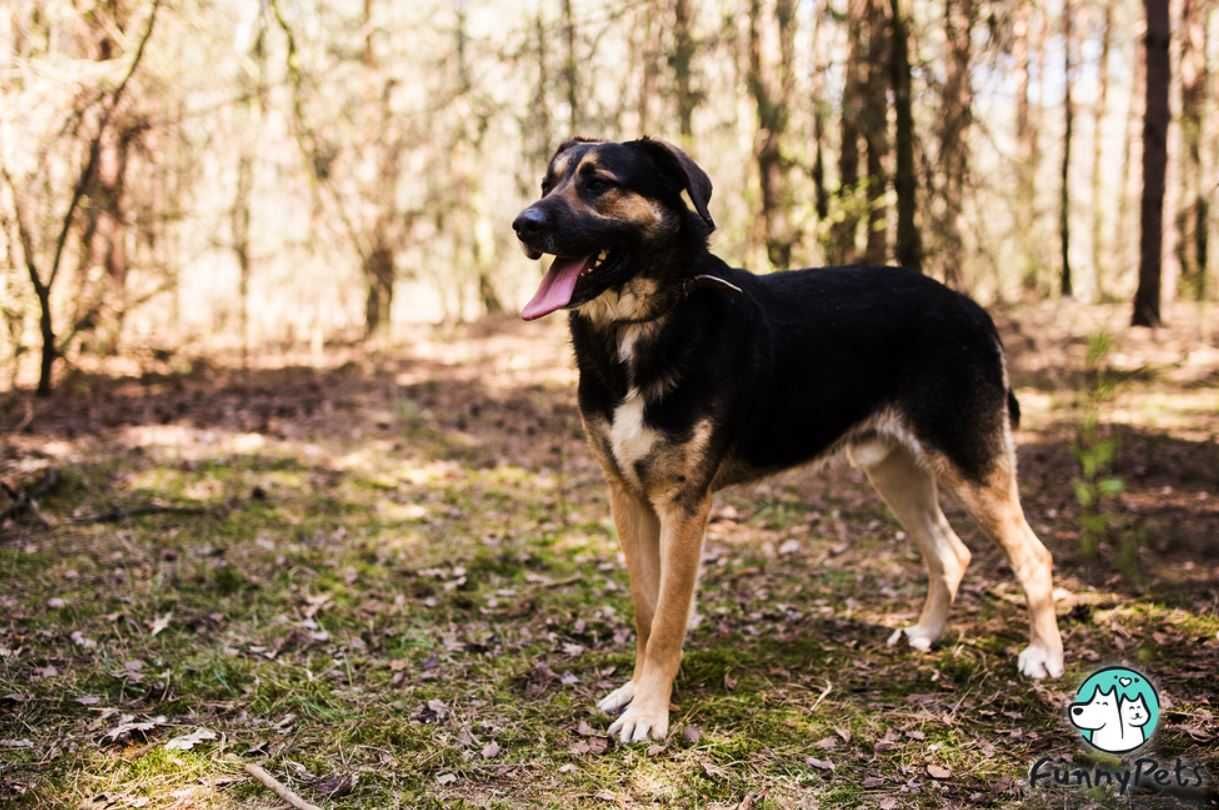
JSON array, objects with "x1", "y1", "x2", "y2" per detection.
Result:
[
  {"x1": 811, "y1": 679, "x2": 833, "y2": 712},
  {"x1": 70, "y1": 503, "x2": 210, "y2": 525},
  {"x1": 243, "y1": 763, "x2": 321, "y2": 810}
]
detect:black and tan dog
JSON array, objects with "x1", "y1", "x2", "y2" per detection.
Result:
[{"x1": 512, "y1": 137, "x2": 1064, "y2": 743}]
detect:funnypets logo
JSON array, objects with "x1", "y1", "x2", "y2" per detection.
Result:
[
  {"x1": 1068, "y1": 666, "x2": 1160, "y2": 753},
  {"x1": 1028, "y1": 666, "x2": 1209, "y2": 795}
]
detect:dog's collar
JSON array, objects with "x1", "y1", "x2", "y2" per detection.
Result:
[
  {"x1": 598, "y1": 273, "x2": 744, "y2": 326},
  {"x1": 690, "y1": 273, "x2": 743, "y2": 294}
]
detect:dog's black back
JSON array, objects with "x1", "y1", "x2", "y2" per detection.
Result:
[{"x1": 572, "y1": 258, "x2": 1015, "y2": 490}]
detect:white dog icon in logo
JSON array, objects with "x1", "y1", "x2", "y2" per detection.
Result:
[{"x1": 1068, "y1": 666, "x2": 1160, "y2": 753}]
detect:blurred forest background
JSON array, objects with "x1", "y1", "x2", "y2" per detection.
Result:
[
  {"x1": 1, "y1": 0, "x2": 1216, "y2": 397},
  {"x1": 3, "y1": 3, "x2": 1219, "y2": 807}
]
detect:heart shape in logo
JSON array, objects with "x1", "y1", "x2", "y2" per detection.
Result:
[{"x1": 1119, "y1": 677, "x2": 1133, "y2": 686}]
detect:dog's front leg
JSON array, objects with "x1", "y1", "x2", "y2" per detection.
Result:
[
  {"x1": 598, "y1": 482, "x2": 660, "y2": 715},
  {"x1": 608, "y1": 492, "x2": 710, "y2": 743}
]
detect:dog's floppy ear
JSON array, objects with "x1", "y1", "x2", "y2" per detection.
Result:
[{"x1": 632, "y1": 137, "x2": 715, "y2": 231}]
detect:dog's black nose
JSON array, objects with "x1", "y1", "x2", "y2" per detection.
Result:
[
  {"x1": 513, "y1": 207, "x2": 547, "y2": 239},
  {"x1": 1071, "y1": 706, "x2": 1083, "y2": 716}
]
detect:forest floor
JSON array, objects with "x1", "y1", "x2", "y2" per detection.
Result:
[{"x1": 1, "y1": 300, "x2": 1217, "y2": 809}]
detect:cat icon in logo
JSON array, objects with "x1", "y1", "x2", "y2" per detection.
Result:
[{"x1": 1068, "y1": 666, "x2": 1160, "y2": 753}]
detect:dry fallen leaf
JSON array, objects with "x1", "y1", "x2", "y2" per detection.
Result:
[
  {"x1": 682, "y1": 725, "x2": 702, "y2": 745},
  {"x1": 481, "y1": 740, "x2": 500, "y2": 759},
  {"x1": 805, "y1": 756, "x2": 835, "y2": 771},
  {"x1": 102, "y1": 714, "x2": 167, "y2": 744},
  {"x1": 164, "y1": 727, "x2": 217, "y2": 751},
  {"x1": 149, "y1": 612, "x2": 173, "y2": 637},
  {"x1": 70, "y1": 631, "x2": 96, "y2": 650},
  {"x1": 926, "y1": 763, "x2": 952, "y2": 780},
  {"x1": 814, "y1": 735, "x2": 838, "y2": 750}
]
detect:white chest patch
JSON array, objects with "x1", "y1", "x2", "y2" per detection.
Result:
[{"x1": 609, "y1": 393, "x2": 658, "y2": 485}]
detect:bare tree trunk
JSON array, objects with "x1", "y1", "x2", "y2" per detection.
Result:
[
  {"x1": 673, "y1": 0, "x2": 696, "y2": 140},
  {"x1": 810, "y1": 3, "x2": 830, "y2": 225},
  {"x1": 363, "y1": 243, "x2": 394, "y2": 336},
  {"x1": 1115, "y1": 29, "x2": 1146, "y2": 294},
  {"x1": 747, "y1": 0, "x2": 796, "y2": 268},
  {"x1": 1133, "y1": 0, "x2": 1170, "y2": 327},
  {"x1": 637, "y1": 9, "x2": 656, "y2": 134},
  {"x1": 1177, "y1": 0, "x2": 1210, "y2": 299},
  {"x1": 533, "y1": 13, "x2": 552, "y2": 164},
  {"x1": 1089, "y1": 0, "x2": 1113, "y2": 297},
  {"x1": 1015, "y1": 3, "x2": 1044, "y2": 294},
  {"x1": 1060, "y1": 1, "x2": 1074, "y2": 298},
  {"x1": 862, "y1": 0, "x2": 890, "y2": 264},
  {"x1": 938, "y1": 0, "x2": 974, "y2": 287},
  {"x1": 832, "y1": 0, "x2": 867, "y2": 264},
  {"x1": 890, "y1": 0, "x2": 921, "y2": 272},
  {"x1": 562, "y1": 0, "x2": 579, "y2": 133},
  {"x1": 233, "y1": 153, "x2": 253, "y2": 367}
]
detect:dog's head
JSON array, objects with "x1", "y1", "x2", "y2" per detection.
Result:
[
  {"x1": 512, "y1": 137, "x2": 714, "y2": 321},
  {"x1": 1069, "y1": 685, "x2": 1119, "y2": 731}
]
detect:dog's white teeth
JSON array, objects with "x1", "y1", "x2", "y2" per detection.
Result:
[{"x1": 597, "y1": 250, "x2": 608, "y2": 262}]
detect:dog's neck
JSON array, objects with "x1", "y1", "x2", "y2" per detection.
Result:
[{"x1": 574, "y1": 214, "x2": 714, "y2": 329}]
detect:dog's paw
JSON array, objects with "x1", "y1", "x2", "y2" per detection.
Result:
[
  {"x1": 886, "y1": 625, "x2": 937, "y2": 652},
  {"x1": 607, "y1": 699, "x2": 669, "y2": 743},
  {"x1": 1017, "y1": 643, "x2": 1064, "y2": 679},
  {"x1": 596, "y1": 681, "x2": 636, "y2": 715}
]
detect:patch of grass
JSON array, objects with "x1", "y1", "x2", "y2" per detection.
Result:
[{"x1": 4, "y1": 313, "x2": 1218, "y2": 807}]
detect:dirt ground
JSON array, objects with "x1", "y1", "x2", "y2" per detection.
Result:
[{"x1": 1, "y1": 300, "x2": 1217, "y2": 808}]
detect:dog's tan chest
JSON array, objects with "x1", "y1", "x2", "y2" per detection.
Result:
[{"x1": 584, "y1": 397, "x2": 719, "y2": 501}]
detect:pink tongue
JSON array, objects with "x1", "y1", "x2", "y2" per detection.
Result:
[{"x1": 521, "y1": 255, "x2": 591, "y2": 320}]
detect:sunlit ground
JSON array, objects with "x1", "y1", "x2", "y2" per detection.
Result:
[{"x1": 1, "y1": 301, "x2": 1216, "y2": 808}]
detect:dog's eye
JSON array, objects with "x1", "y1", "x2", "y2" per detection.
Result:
[
  {"x1": 585, "y1": 177, "x2": 613, "y2": 194},
  {"x1": 540, "y1": 180, "x2": 552, "y2": 195}
]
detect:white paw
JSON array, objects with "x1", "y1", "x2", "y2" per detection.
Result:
[
  {"x1": 1017, "y1": 643, "x2": 1064, "y2": 679},
  {"x1": 597, "y1": 681, "x2": 636, "y2": 714},
  {"x1": 886, "y1": 626, "x2": 937, "y2": 652},
  {"x1": 607, "y1": 700, "x2": 669, "y2": 743}
]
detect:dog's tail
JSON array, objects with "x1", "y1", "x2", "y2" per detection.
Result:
[{"x1": 1007, "y1": 390, "x2": 1022, "y2": 430}]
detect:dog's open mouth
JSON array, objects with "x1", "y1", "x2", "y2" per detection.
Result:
[{"x1": 521, "y1": 250, "x2": 614, "y2": 320}]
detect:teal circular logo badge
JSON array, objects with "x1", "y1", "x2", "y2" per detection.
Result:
[{"x1": 1068, "y1": 666, "x2": 1160, "y2": 753}]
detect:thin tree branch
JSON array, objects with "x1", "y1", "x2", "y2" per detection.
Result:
[
  {"x1": 47, "y1": 0, "x2": 163, "y2": 291},
  {"x1": 0, "y1": 165, "x2": 49, "y2": 296}
]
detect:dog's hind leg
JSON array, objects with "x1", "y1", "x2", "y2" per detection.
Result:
[
  {"x1": 940, "y1": 453, "x2": 1064, "y2": 679},
  {"x1": 598, "y1": 482, "x2": 661, "y2": 715},
  {"x1": 850, "y1": 440, "x2": 971, "y2": 652}
]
